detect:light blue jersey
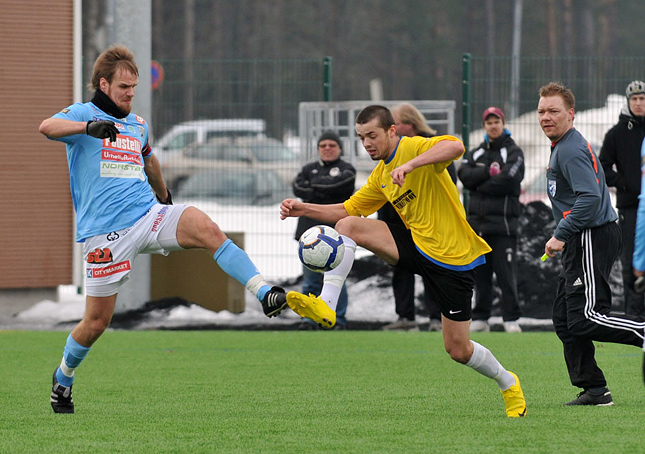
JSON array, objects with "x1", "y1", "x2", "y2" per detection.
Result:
[
  {"x1": 51, "y1": 102, "x2": 156, "y2": 241},
  {"x1": 633, "y1": 138, "x2": 645, "y2": 271}
]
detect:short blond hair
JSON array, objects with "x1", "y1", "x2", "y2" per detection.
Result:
[{"x1": 539, "y1": 82, "x2": 575, "y2": 110}]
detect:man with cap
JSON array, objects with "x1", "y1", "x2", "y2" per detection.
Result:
[
  {"x1": 458, "y1": 106, "x2": 525, "y2": 333},
  {"x1": 292, "y1": 131, "x2": 356, "y2": 329},
  {"x1": 599, "y1": 80, "x2": 645, "y2": 317}
]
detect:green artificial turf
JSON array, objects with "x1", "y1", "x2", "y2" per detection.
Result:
[{"x1": 1, "y1": 330, "x2": 644, "y2": 453}]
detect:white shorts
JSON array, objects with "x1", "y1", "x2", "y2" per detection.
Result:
[{"x1": 83, "y1": 203, "x2": 189, "y2": 297}]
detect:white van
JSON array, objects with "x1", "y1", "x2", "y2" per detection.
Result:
[{"x1": 153, "y1": 118, "x2": 266, "y2": 161}]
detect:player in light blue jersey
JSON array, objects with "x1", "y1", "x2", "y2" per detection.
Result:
[
  {"x1": 39, "y1": 45, "x2": 287, "y2": 414},
  {"x1": 632, "y1": 136, "x2": 645, "y2": 384}
]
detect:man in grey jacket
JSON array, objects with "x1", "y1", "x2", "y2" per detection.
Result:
[{"x1": 539, "y1": 82, "x2": 645, "y2": 407}]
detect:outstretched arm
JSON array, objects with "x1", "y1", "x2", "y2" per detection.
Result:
[
  {"x1": 40, "y1": 118, "x2": 118, "y2": 141},
  {"x1": 280, "y1": 198, "x2": 348, "y2": 223}
]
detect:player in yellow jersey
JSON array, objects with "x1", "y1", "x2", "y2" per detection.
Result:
[{"x1": 280, "y1": 105, "x2": 526, "y2": 417}]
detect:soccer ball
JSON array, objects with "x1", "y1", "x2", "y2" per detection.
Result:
[{"x1": 298, "y1": 225, "x2": 345, "y2": 272}]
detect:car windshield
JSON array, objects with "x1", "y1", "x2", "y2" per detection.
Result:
[
  {"x1": 180, "y1": 171, "x2": 255, "y2": 199},
  {"x1": 188, "y1": 138, "x2": 295, "y2": 163},
  {"x1": 245, "y1": 139, "x2": 296, "y2": 162},
  {"x1": 177, "y1": 169, "x2": 291, "y2": 205}
]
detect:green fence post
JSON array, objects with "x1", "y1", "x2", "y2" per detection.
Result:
[
  {"x1": 462, "y1": 53, "x2": 471, "y2": 151},
  {"x1": 323, "y1": 56, "x2": 332, "y2": 101},
  {"x1": 462, "y1": 53, "x2": 471, "y2": 210}
]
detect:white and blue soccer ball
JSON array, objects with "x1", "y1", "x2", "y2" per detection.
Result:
[{"x1": 298, "y1": 225, "x2": 345, "y2": 272}]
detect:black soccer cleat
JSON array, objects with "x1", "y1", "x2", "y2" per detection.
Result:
[
  {"x1": 51, "y1": 368, "x2": 74, "y2": 414},
  {"x1": 261, "y1": 286, "x2": 288, "y2": 317},
  {"x1": 564, "y1": 389, "x2": 614, "y2": 406}
]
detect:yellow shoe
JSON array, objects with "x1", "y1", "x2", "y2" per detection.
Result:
[
  {"x1": 286, "y1": 292, "x2": 336, "y2": 329},
  {"x1": 501, "y1": 371, "x2": 527, "y2": 418}
]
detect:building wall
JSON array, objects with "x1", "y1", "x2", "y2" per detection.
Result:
[{"x1": 0, "y1": 0, "x2": 73, "y2": 288}]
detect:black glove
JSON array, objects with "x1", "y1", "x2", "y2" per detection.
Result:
[
  {"x1": 156, "y1": 188, "x2": 173, "y2": 205},
  {"x1": 86, "y1": 120, "x2": 118, "y2": 142}
]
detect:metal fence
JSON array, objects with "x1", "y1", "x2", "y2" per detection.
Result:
[
  {"x1": 298, "y1": 100, "x2": 456, "y2": 173},
  {"x1": 462, "y1": 54, "x2": 645, "y2": 200},
  {"x1": 150, "y1": 58, "x2": 330, "y2": 281}
]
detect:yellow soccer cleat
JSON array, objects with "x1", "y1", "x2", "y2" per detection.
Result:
[
  {"x1": 501, "y1": 371, "x2": 527, "y2": 418},
  {"x1": 286, "y1": 291, "x2": 336, "y2": 329}
]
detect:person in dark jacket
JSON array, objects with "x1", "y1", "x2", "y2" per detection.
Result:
[
  {"x1": 599, "y1": 80, "x2": 645, "y2": 317},
  {"x1": 458, "y1": 107, "x2": 524, "y2": 333},
  {"x1": 293, "y1": 131, "x2": 356, "y2": 329}
]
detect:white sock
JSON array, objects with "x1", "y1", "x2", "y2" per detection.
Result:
[
  {"x1": 319, "y1": 235, "x2": 356, "y2": 311},
  {"x1": 466, "y1": 341, "x2": 515, "y2": 390},
  {"x1": 60, "y1": 357, "x2": 75, "y2": 378}
]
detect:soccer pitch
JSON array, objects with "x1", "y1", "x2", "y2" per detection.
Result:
[{"x1": 2, "y1": 330, "x2": 644, "y2": 453}]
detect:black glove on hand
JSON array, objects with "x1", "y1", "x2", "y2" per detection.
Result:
[
  {"x1": 156, "y1": 188, "x2": 173, "y2": 205},
  {"x1": 86, "y1": 120, "x2": 118, "y2": 142}
]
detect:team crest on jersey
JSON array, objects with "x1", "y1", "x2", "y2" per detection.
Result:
[{"x1": 548, "y1": 180, "x2": 557, "y2": 197}]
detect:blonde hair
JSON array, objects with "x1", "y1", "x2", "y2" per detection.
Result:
[
  {"x1": 539, "y1": 82, "x2": 575, "y2": 110},
  {"x1": 392, "y1": 103, "x2": 436, "y2": 136}
]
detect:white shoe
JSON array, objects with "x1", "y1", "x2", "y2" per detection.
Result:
[
  {"x1": 503, "y1": 321, "x2": 522, "y2": 333},
  {"x1": 470, "y1": 319, "x2": 490, "y2": 332}
]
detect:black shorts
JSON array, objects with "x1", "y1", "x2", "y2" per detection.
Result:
[{"x1": 387, "y1": 222, "x2": 475, "y2": 321}]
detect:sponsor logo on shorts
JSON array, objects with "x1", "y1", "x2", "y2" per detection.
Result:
[
  {"x1": 87, "y1": 248, "x2": 113, "y2": 264},
  {"x1": 106, "y1": 232, "x2": 120, "y2": 241},
  {"x1": 87, "y1": 260, "x2": 131, "y2": 278},
  {"x1": 151, "y1": 206, "x2": 169, "y2": 232}
]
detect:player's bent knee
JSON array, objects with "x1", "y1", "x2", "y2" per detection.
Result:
[
  {"x1": 445, "y1": 345, "x2": 470, "y2": 364},
  {"x1": 86, "y1": 318, "x2": 110, "y2": 339}
]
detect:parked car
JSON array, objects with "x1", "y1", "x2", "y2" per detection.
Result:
[
  {"x1": 153, "y1": 118, "x2": 266, "y2": 162},
  {"x1": 161, "y1": 136, "x2": 299, "y2": 191},
  {"x1": 175, "y1": 168, "x2": 292, "y2": 206}
]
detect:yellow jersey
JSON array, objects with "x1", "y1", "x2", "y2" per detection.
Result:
[{"x1": 343, "y1": 135, "x2": 491, "y2": 267}]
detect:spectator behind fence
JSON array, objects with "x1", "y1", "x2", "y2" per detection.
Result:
[
  {"x1": 539, "y1": 82, "x2": 645, "y2": 406},
  {"x1": 380, "y1": 103, "x2": 451, "y2": 331},
  {"x1": 292, "y1": 131, "x2": 356, "y2": 329},
  {"x1": 599, "y1": 80, "x2": 645, "y2": 317},
  {"x1": 458, "y1": 107, "x2": 524, "y2": 333},
  {"x1": 39, "y1": 45, "x2": 289, "y2": 414}
]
